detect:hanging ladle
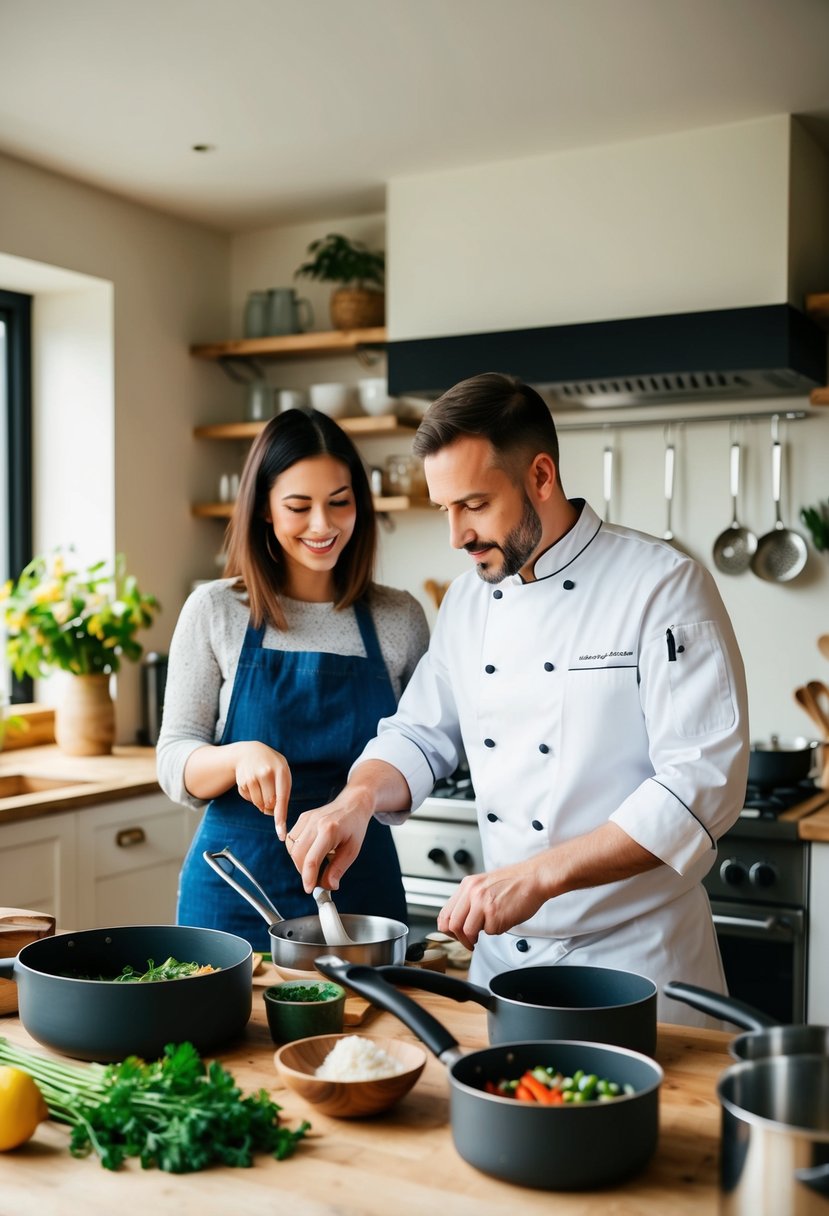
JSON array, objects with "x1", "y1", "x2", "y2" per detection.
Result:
[
  {"x1": 662, "y1": 433, "x2": 687, "y2": 553},
  {"x1": 750, "y1": 417, "x2": 808, "y2": 583},
  {"x1": 602, "y1": 442, "x2": 614, "y2": 522},
  {"x1": 712, "y1": 437, "x2": 757, "y2": 574}
]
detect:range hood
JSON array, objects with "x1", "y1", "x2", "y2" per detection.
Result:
[{"x1": 386, "y1": 304, "x2": 827, "y2": 407}]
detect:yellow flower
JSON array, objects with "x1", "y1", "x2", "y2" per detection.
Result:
[
  {"x1": 50, "y1": 600, "x2": 72, "y2": 625},
  {"x1": 51, "y1": 555, "x2": 65, "y2": 578},
  {"x1": 87, "y1": 615, "x2": 105, "y2": 640},
  {"x1": 0, "y1": 581, "x2": 12, "y2": 604},
  {"x1": 5, "y1": 612, "x2": 24, "y2": 633},
  {"x1": 33, "y1": 581, "x2": 62, "y2": 605}
]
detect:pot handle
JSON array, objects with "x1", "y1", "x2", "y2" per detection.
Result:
[
  {"x1": 203, "y1": 848, "x2": 284, "y2": 927},
  {"x1": 795, "y1": 1163, "x2": 829, "y2": 1197},
  {"x1": 375, "y1": 964, "x2": 494, "y2": 1009},
  {"x1": 315, "y1": 955, "x2": 460, "y2": 1062},
  {"x1": 664, "y1": 981, "x2": 776, "y2": 1030},
  {"x1": 0, "y1": 958, "x2": 17, "y2": 983}
]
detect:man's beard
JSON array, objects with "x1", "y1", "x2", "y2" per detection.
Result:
[{"x1": 468, "y1": 495, "x2": 543, "y2": 584}]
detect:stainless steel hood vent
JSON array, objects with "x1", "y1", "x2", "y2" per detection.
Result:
[{"x1": 386, "y1": 304, "x2": 827, "y2": 407}]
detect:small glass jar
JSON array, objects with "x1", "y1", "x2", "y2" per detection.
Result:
[{"x1": 384, "y1": 455, "x2": 418, "y2": 496}]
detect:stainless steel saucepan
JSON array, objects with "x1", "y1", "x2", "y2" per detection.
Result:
[{"x1": 203, "y1": 848, "x2": 407, "y2": 969}]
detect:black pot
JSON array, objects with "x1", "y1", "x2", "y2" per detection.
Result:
[
  {"x1": 748, "y1": 736, "x2": 820, "y2": 788},
  {"x1": 316, "y1": 956, "x2": 663, "y2": 1191},
  {"x1": 0, "y1": 924, "x2": 253, "y2": 1061},
  {"x1": 664, "y1": 982, "x2": 829, "y2": 1062},
  {"x1": 374, "y1": 963, "x2": 657, "y2": 1056}
]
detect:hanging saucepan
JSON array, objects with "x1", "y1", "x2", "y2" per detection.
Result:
[
  {"x1": 0, "y1": 924, "x2": 253, "y2": 1062},
  {"x1": 371, "y1": 962, "x2": 657, "y2": 1056},
  {"x1": 664, "y1": 982, "x2": 829, "y2": 1062},
  {"x1": 748, "y1": 736, "x2": 820, "y2": 788},
  {"x1": 316, "y1": 956, "x2": 663, "y2": 1191},
  {"x1": 203, "y1": 849, "x2": 407, "y2": 969}
]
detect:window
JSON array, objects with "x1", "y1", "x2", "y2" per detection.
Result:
[{"x1": 0, "y1": 287, "x2": 33, "y2": 703}]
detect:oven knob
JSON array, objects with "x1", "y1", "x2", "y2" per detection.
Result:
[
  {"x1": 749, "y1": 862, "x2": 776, "y2": 889},
  {"x1": 720, "y1": 859, "x2": 747, "y2": 886},
  {"x1": 427, "y1": 847, "x2": 448, "y2": 866},
  {"x1": 453, "y1": 849, "x2": 473, "y2": 867}
]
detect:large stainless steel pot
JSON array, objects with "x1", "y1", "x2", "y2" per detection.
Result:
[
  {"x1": 719, "y1": 1054, "x2": 829, "y2": 1215},
  {"x1": 0, "y1": 924, "x2": 252, "y2": 1062},
  {"x1": 204, "y1": 848, "x2": 407, "y2": 969},
  {"x1": 316, "y1": 955, "x2": 663, "y2": 1191},
  {"x1": 371, "y1": 962, "x2": 658, "y2": 1055}
]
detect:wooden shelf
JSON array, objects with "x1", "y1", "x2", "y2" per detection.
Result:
[
  {"x1": 190, "y1": 327, "x2": 386, "y2": 361},
  {"x1": 192, "y1": 495, "x2": 433, "y2": 520},
  {"x1": 194, "y1": 414, "x2": 418, "y2": 440}
]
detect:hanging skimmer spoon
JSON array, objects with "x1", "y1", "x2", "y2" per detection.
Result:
[
  {"x1": 712, "y1": 440, "x2": 758, "y2": 574},
  {"x1": 750, "y1": 418, "x2": 808, "y2": 583}
]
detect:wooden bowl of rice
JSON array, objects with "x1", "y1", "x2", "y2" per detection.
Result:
[{"x1": 274, "y1": 1032, "x2": 426, "y2": 1117}]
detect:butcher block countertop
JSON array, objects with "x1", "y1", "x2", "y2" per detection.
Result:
[
  {"x1": 0, "y1": 744, "x2": 159, "y2": 825},
  {"x1": 0, "y1": 979, "x2": 733, "y2": 1216}
]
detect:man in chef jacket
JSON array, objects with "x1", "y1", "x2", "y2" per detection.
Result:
[{"x1": 283, "y1": 373, "x2": 749, "y2": 1025}]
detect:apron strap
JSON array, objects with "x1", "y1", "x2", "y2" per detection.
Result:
[
  {"x1": 241, "y1": 620, "x2": 266, "y2": 651},
  {"x1": 354, "y1": 598, "x2": 384, "y2": 665}
]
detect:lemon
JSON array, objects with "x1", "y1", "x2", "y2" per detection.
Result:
[{"x1": 0, "y1": 1066, "x2": 49, "y2": 1150}]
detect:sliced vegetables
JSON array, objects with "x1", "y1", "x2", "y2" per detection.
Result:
[{"x1": 484, "y1": 1065, "x2": 635, "y2": 1104}]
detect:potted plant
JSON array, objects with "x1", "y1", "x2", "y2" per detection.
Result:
[
  {"x1": 1, "y1": 549, "x2": 159, "y2": 756},
  {"x1": 294, "y1": 232, "x2": 385, "y2": 331}
]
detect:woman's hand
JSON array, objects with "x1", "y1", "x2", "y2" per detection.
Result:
[{"x1": 232, "y1": 742, "x2": 292, "y2": 822}]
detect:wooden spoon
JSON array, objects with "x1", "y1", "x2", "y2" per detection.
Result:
[
  {"x1": 806, "y1": 681, "x2": 829, "y2": 736},
  {"x1": 794, "y1": 686, "x2": 828, "y2": 736},
  {"x1": 818, "y1": 635, "x2": 829, "y2": 663}
]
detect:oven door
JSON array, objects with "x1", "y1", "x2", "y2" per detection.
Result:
[{"x1": 708, "y1": 897, "x2": 807, "y2": 1024}]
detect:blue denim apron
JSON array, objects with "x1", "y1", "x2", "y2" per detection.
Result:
[{"x1": 177, "y1": 599, "x2": 407, "y2": 950}]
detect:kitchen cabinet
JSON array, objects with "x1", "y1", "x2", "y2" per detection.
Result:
[
  {"x1": 0, "y1": 795, "x2": 199, "y2": 930},
  {"x1": 808, "y1": 842, "x2": 829, "y2": 1022},
  {"x1": 75, "y1": 794, "x2": 199, "y2": 929},
  {"x1": 189, "y1": 325, "x2": 434, "y2": 517},
  {"x1": 0, "y1": 811, "x2": 77, "y2": 927}
]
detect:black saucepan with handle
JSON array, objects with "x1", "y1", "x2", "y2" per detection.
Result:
[
  {"x1": 0, "y1": 924, "x2": 253, "y2": 1062},
  {"x1": 371, "y1": 962, "x2": 657, "y2": 1056},
  {"x1": 204, "y1": 848, "x2": 407, "y2": 968},
  {"x1": 748, "y1": 735, "x2": 821, "y2": 788},
  {"x1": 664, "y1": 981, "x2": 829, "y2": 1062},
  {"x1": 316, "y1": 955, "x2": 663, "y2": 1191}
]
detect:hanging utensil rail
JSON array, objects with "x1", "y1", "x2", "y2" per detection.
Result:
[{"x1": 557, "y1": 408, "x2": 813, "y2": 433}]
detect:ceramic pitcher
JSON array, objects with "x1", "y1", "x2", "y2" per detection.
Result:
[{"x1": 266, "y1": 288, "x2": 314, "y2": 336}]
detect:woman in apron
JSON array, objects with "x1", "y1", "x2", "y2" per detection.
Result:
[{"x1": 156, "y1": 408, "x2": 430, "y2": 950}]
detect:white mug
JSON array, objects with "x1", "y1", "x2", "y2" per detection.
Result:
[{"x1": 277, "y1": 389, "x2": 310, "y2": 413}]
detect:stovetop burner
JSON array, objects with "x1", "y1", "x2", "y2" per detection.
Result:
[
  {"x1": 741, "y1": 778, "x2": 821, "y2": 819},
  {"x1": 429, "y1": 763, "x2": 475, "y2": 801}
]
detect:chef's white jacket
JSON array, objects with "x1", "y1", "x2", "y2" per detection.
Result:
[{"x1": 359, "y1": 500, "x2": 749, "y2": 965}]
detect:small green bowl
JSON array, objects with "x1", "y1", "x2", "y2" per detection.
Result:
[{"x1": 263, "y1": 980, "x2": 346, "y2": 1044}]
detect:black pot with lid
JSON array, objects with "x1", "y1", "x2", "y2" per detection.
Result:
[{"x1": 748, "y1": 735, "x2": 820, "y2": 788}]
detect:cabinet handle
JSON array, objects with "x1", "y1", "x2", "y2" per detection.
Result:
[{"x1": 116, "y1": 827, "x2": 146, "y2": 848}]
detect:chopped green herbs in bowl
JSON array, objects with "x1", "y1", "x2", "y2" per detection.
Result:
[{"x1": 263, "y1": 981, "x2": 346, "y2": 1043}]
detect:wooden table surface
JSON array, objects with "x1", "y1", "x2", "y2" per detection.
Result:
[{"x1": 0, "y1": 975, "x2": 732, "y2": 1216}]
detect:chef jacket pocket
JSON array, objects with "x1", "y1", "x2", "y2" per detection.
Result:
[{"x1": 667, "y1": 620, "x2": 735, "y2": 738}]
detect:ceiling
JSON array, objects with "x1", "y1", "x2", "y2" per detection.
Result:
[{"x1": 3, "y1": 0, "x2": 829, "y2": 233}]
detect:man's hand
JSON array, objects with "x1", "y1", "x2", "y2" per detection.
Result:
[{"x1": 437, "y1": 859, "x2": 548, "y2": 949}]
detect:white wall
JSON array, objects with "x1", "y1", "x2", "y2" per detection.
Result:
[{"x1": 0, "y1": 153, "x2": 231, "y2": 740}]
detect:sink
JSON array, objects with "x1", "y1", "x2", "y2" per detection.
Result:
[{"x1": 0, "y1": 774, "x2": 90, "y2": 799}]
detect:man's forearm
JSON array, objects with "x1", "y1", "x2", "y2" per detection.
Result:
[
  {"x1": 343, "y1": 760, "x2": 413, "y2": 816},
  {"x1": 539, "y1": 822, "x2": 661, "y2": 899}
]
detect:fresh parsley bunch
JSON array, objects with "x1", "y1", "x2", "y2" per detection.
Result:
[{"x1": 0, "y1": 1039, "x2": 309, "y2": 1173}]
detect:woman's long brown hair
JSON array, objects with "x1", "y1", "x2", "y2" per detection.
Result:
[{"x1": 223, "y1": 408, "x2": 377, "y2": 629}]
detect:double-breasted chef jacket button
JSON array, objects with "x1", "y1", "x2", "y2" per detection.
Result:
[
  {"x1": 493, "y1": 589, "x2": 503, "y2": 599},
  {"x1": 484, "y1": 738, "x2": 496, "y2": 748},
  {"x1": 484, "y1": 664, "x2": 496, "y2": 674},
  {"x1": 544, "y1": 661, "x2": 554, "y2": 671},
  {"x1": 563, "y1": 579, "x2": 575, "y2": 590},
  {"x1": 515, "y1": 939, "x2": 530, "y2": 953},
  {"x1": 538, "y1": 743, "x2": 550, "y2": 754},
  {"x1": 486, "y1": 812, "x2": 499, "y2": 822},
  {"x1": 531, "y1": 820, "x2": 544, "y2": 831}
]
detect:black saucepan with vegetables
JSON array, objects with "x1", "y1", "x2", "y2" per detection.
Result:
[
  {"x1": 0, "y1": 924, "x2": 252, "y2": 1061},
  {"x1": 316, "y1": 955, "x2": 663, "y2": 1191},
  {"x1": 369, "y1": 962, "x2": 657, "y2": 1056}
]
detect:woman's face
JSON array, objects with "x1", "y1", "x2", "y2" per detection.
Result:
[{"x1": 265, "y1": 455, "x2": 357, "y2": 596}]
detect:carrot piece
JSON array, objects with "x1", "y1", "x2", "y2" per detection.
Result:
[
  {"x1": 514, "y1": 1081, "x2": 536, "y2": 1102},
  {"x1": 484, "y1": 1081, "x2": 500, "y2": 1096},
  {"x1": 520, "y1": 1071, "x2": 558, "y2": 1104}
]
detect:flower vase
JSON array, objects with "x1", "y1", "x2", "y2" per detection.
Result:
[{"x1": 55, "y1": 674, "x2": 115, "y2": 756}]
